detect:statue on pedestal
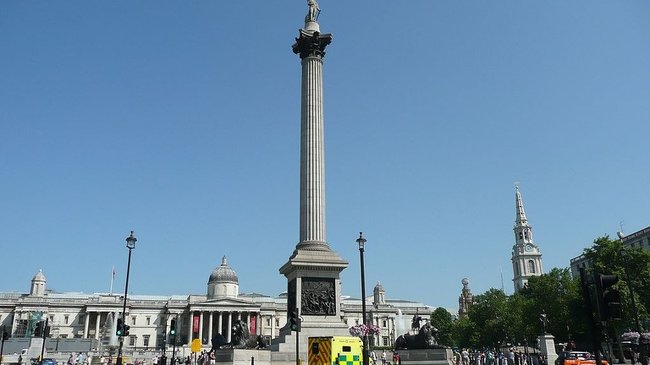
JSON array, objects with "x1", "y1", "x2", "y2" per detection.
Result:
[{"x1": 306, "y1": 0, "x2": 321, "y2": 22}]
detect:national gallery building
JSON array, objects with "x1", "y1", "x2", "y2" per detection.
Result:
[{"x1": 0, "y1": 257, "x2": 433, "y2": 351}]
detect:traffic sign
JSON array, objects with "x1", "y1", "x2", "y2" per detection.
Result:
[{"x1": 191, "y1": 339, "x2": 202, "y2": 353}]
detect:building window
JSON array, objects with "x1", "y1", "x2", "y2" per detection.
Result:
[
  {"x1": 129, "y1": 335, "x2": 136, "y2": 347},
  {"x1": 382, "y1": 320, "x2": 387, "y2": 327},
  {"x1": 143, "y1": 335, "x2": 150, "y2": 348},
  {"x1": 146, "y1": 317, "x2": 151, "y2": 326},
  {"x1": 64, "y1": 315, "x2": 69, "y2": 325},
  {"x1": 275, "y1": 318, "x2": 280, "y2": 327},
  {"x1": 528, "y1": 260, "x2": 536, "y2": 273},
  {"x1": 383, "y1": 336, "x2": 389, "y2": 346},
  {"x1": 131, "y1": 316, "x2": 136, "y2": 325},
  {"x1": 49, "y1": 315, "x2": 54, "y2": 323},
  {"x1": 266, "y1": 318, "x2": 271, "y2": 326},
  {"x1": 519, "y1": 232, "x2": 523, "y2": 239},
  {"x1": 78, "y1": 315, "x2": 85, "y2": 325}
]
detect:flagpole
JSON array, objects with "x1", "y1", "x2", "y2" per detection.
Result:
[{"x1": 110, "y1": 266, "x2": 115, "y2": 295}]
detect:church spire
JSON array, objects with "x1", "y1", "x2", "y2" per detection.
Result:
[
  {"x1": 511, "y1": 184, "x2": 544, "y2": 292},
  {"x1": 515, "y1": 183, "x2": 529, "y2": 227}
]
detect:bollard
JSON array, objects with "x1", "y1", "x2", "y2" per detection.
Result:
[{"x1": 250, "y1": 357, "x2": 254, "y2": 365}]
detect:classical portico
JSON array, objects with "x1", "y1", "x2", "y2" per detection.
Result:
[{"x1": 186, "y1": 304, "x2": 261, "y2": 344}]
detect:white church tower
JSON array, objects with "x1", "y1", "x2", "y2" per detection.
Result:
[{"x1": 511, "y1": 185, "x2": 544, "y2": 292}]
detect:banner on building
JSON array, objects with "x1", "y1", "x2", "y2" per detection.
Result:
[
  {"x1": 193, "y1": 315, "x2": 200, "y2": 333},
  {"x1": 249, "y1": 315, "x2": 257, "y2": 335}
]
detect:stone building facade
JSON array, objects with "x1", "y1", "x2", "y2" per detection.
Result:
[{"x1": 0, "y1": 261, "x2": 432, "y2": 353}]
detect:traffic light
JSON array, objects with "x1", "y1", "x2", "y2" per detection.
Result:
[
  {"x1": 596, "y1": 274, "x2": 622, "y2": 321},
  {"x1": 116, "y1": 318, "x2": 124, "y2": 336},
  {"x1": 123, "y1": 324, "x2": 130, "y2": 336},
  {"x1": 34, "y1": 321, "x2": 44, "y2": 337},
  {"x1": 289, "y1": 309, "x2": 301, "y2": 332},
  {"x1": 170, "y1": 319, "x2": 177, "y2": 336}
]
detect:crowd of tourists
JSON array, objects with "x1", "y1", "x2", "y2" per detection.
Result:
[{"x1": 453, "y1": 349, "x2": 546, "y2": 365}]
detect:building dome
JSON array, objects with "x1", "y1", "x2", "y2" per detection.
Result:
[
  {"x1": 208, "y1": 256, "x2": 239, "y2": 284},
  {"x1": 373, "y1": 281, "x2": 385, "y2": 306},
  {"x1": 32, "y1": 269, "x2": 46, "y2": 282},
  {"x1": 30, "y1": 269, "x2": 46, "y2": 297},
  {"x1": 207, "y1": 256, "x2": 239, "y2": 299}
]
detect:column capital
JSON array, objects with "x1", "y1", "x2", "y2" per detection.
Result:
[{"x1": 292, "y1": 30, "x2": 332, "y2": 59}]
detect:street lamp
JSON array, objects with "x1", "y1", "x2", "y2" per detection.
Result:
[
  {"x1": 357, "y1": 232, "x2": 369, "y2": 365},
  {"x1": 117, "y1": 231, "x2": 137, "y2": 365}
]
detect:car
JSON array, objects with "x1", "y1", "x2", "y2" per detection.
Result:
[
  {"x1": 556, "y1": 351, "x2": 608, "y2": 365},
  {"x1": 40, "y1": 358, "x2": 57, "y2": 365}
]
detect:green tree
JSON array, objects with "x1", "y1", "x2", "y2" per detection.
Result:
[
  {"x1": 518, "y1": 268, "x2": 584, "y2": 342},
  {"x1": 467, "y1": 289, "x2": 511, "y2": 348},
  {"x1": 430, "y1": 307, "x2": 454, "y2": 347},
  {"x1": 583, "y1": 236, "x2": 650, "y2": 331},
  {"x1": 452, "y1": 315, "x2": 476, "y2": 349}
]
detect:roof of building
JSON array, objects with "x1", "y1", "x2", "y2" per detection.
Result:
[{"x1": 208, "y1": 256, "x2": 239, "y2": 284}]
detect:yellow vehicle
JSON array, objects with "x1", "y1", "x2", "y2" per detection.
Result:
[{"x1": 308, "y1": 336, "x2": 363, "y2": 365}]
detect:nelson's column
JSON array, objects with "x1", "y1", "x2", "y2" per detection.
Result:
[{"x1": 273, "y1": 0, "x2": 350, "y2": 356}]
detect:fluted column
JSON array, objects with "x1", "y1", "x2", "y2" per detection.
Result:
[
  {"x1": 84, "y1": 313, "x2": 90, "y2": 338},
  {"x1": 208, "y1": 312, "x2": 213, "y2": 344},
  {"x1": 218, "y1": 312, "x2": 223, "y2": 338},
  {"x1": 187, "y1": 313, "x2": 193, "y2": 342},
  {"x1": 293, "y1": 28, "x2": 333, "y2": 251},
  {"x1": 299, "y1": 54, "x2": 326, "y2": 246},
  {"x1": 199, "y1": 312, "x2": 204, "y2": 343},
  {"x1": 95, "y1": 313, "x2": 101, "y2": 339},
  {"x1": 226, "y1": 313, "x2": 232, "y2": 342}
]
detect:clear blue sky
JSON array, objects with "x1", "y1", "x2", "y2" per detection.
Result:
[{"x1": 1, "y1": 1, "x2": 649, "y2": 312}]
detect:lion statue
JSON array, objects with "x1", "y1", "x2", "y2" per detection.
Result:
[
  {"x1": 394, "y1": 323, "x2": 441, "y2": 350},
  {"x1": 212, "y1": 319, "x2": 268, "y2": 350}
]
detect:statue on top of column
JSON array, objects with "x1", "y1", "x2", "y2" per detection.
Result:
[{"x1": 306, "y1": 0, "x2": 321, "y2": 22}]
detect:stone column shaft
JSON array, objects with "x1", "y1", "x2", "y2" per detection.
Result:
[
  {"x1": 299, "y1": 55, "x2": 326, "y2": 246},
  {"x1": 208, "y1": 312, "x2": 213, "y2": 344},
  {"x1": 84, "y1": 313, "x2": 90, "y2": 338},
  {"x1": 187, "y1": 313, "x2": 193, "y2": 342},
  {"x1": 218, "y1": 312, "x2": 223, "y2": 338},
  {"x1": 226, "y1": 313, "x2": 232, "y2": 342},
  {"x1": 95, "y1": 312, "x2": 101, "y2": 339},
  {"x1": 199, "y1": 312, "x2": 204, "y2": 343}
]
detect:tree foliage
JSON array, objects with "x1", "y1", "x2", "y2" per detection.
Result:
[
  {"x1": 430, "y1": 307, "x2": 454, "y2": 347},
  {"x1": 583, "y1": 236, "x2": 650, "y2": 331},
  {"x1": 449, "y1": 235, "x2": 650, "y2": 350}
]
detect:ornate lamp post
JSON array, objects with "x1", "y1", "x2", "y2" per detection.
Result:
[
  {"x1": 117, "y1": 231, "x2": 137, "y2": 365},
  {"x1": 357, "y1": 232, "x2": 369, "y2": 365}
]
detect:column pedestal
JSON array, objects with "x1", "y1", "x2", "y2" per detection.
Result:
[{"x1": 538, "y1": 334, "x2": 558, "y2": 365}]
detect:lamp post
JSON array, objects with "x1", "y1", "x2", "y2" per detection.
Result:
[
  {"x1": 357, "y1": 232, "x2": 369, "y2": 365},
  {"x1": 620, "y1": 248, "x2": 642, "y2": 333},
  {"x1": 117, "y1": 231, "x2": 137, "y2": 365}
]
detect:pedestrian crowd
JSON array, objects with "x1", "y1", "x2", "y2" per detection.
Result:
[{"x1": 453, "y1": 348, "x2": 545, "y2": 365}]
